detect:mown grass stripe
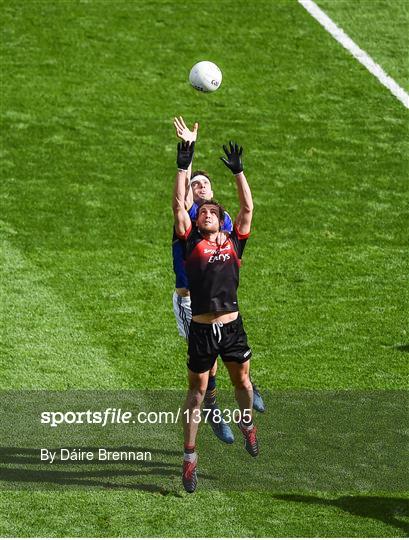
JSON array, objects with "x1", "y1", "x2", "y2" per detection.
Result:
[{"x1": 1, "y1": 239, "x2": 127, "y2": 389}]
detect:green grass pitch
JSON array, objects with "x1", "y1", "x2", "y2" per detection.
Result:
[{"x1": 1, "y1": 0, "x2": 408, "y2": 536}]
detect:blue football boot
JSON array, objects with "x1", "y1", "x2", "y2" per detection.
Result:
[
  {"x1": 252, "y1": 381, "x2": 265, "y2": 413},
  {"x1": 203, "y1": 403, "x2": 234, "y2": 444}
]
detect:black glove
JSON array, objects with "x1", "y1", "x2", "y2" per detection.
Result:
[
  {"x1": 177, "y1": 141, "x2": 195, "y2": 171},
  {"x1": 220, "y1": 141, "x2": 243, "y2": 174}
]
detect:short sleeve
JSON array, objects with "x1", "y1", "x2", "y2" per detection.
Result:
[
  {"x1": 175, "y1": 224, "x2": 192, "y2": 241},
  {"x1": 231, "y1": 224, "x2": 250, "y2": 258},
  {"x1": 233, "y1": 224, "x2": 250, "y2": 240}
]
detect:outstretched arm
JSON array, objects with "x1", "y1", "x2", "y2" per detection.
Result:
[
  {"x1": 233, "y1": 171, "x2": 253, "y2": 235},
  {"x1": 173, "y1": 141, "x2": 195, "y2": 237},
  {"x1": 220, "y1": 142, "x2": 253, "y2": 235},
  {"x1": 173, "y1": 116, "x2": 199, "y2": 210}
]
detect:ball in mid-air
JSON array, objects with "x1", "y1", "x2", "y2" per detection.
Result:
[{"x1": 189, "y1": 61, "x2": 222, "y2": 93}]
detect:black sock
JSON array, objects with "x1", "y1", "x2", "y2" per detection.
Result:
[{"x1": 204, "y1": 375, "x2": 217, "y2": 405}]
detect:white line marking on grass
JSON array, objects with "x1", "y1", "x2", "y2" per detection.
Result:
[{"x1": 298, "y1": 0, "x2": 409, "y2": 109}]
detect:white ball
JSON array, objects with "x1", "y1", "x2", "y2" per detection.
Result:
[{"x1": 189, "y1": 61, "x2": 222, "y2": 93}]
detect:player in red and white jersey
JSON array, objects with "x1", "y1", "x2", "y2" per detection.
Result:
[
  {"x1": 172, "y1": 117, "x2": 265, "y2": 433},
  {"x1": 173, "y1": 139, "x2": 259, "y2": 493}
]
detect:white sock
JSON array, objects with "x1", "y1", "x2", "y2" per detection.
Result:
[{"x1": 184, "y1": 451, "x2": 197, "y2": 462}]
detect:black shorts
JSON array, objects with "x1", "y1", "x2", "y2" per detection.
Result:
[{"x1": 187, "y1": 314, "x2": 252, "y2": 373}]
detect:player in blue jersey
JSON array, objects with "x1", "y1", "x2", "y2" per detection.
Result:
[{"x1": 171, "y1": 117, "x2": 265, "y2": 447}]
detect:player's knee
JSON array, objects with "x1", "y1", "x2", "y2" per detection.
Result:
[{"x1": 234, "y1": 373, "x2": 252, "y2": 392}]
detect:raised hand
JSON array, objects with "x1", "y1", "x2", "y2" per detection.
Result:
[
  {"x1": 177, "y1": 141, "x2": 195, "y2": 171},
  {"x1": 220, "y1": 141, "x2": 243, "y2": 175},
  {"x1": 174, "y1": 116, "x2": 199, "y2": 143}
]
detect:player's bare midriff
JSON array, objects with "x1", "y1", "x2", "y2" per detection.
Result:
[{"x1": 192, "y1": 311, "x2": 238, "y2": 324}]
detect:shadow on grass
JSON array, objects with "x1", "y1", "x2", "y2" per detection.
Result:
[
  {"x1": 274, "y1": 494, "x2": 409, "y2": 535},
  {"x1": 0, "y1": 446, "x2": 213, "y2": 496},
  {"x1": 394, "y1": 344, "x2": 409, "y2": 353}
]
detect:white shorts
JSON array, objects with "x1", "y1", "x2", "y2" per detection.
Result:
[{"x1": 172, "y1": 291, "x2": 192, "y2": 340}]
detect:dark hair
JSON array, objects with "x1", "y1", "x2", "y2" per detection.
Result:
[
  {"x1": 191, "y1": 170, "x2": 212, "y2": 183},
  {"x1": 197, "y1": 199, "x2": 225, "y2": 225}
]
